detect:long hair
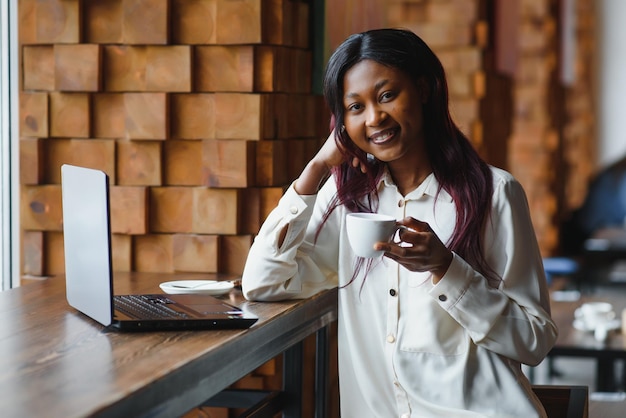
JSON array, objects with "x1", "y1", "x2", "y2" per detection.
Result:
[{"x1": 322, "y1": 28, "x2": 496, "y2": 281}]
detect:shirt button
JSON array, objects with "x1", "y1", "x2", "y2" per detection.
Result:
[
  {"x1": 397, "y1": 199, "x2": 404, "y2": 207},
  {"x1": 401, "y1": 414, "x2": 410, "y2": 418},
  {"x1": 389, "y1": 289, "x2": 396, "y2": 296},
  {"x1": 438, "y1": 294, "x2": 447, "y2": 302},
  {"x1": 386, "y1": 334, "x2": 396, "y2": 343},
  {"x1": 289, "y1": 206, "x2": 298, "y2": 214}
]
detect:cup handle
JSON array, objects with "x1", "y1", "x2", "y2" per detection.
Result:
[{"x1": 594, "y1": 324, "x2": 608, "y2": 342}]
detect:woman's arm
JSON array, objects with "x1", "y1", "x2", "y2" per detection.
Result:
[{"x1": 431, "y1": 174, "x2": 558, "y2": 366}]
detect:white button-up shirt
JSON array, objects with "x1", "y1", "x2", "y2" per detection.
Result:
[{"x1": 242, "y1": 166, "x2": 557, "y2": 417}]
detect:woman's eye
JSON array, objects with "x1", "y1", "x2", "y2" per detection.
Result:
[
  {"x1": 347, "y1": 103, "x2": 362, "y2": 112},
  {"x1": 380, "y1": 91, "x2": 395, "y2": 102}
]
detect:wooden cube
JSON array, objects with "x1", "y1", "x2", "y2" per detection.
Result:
[
  {"x1": 43, "y1": 138, "x2": 116, "y2": 184},
  {"x1": 19, "y1": 0, "x2": 37, "y2": 44},
  {"x1": 84, "y1": 0, "x2": 123, "y2": 43},
  {"x1": 256, "y1": 140, "x2": 288, "y2": 186},
  {"x1": 21, "y1": 185, "x2": 63, "y2": 232},
  {"x1": 44, "y1": 232, "x2": 65, "y2": 276},
  {"x1": 110, "y1": 186, "x2": 149, "y2": 234},
  {"x1": 22, "y1": 46, "x2": 54, "y2": 91},
  {"x1": 54, "y1": 44, "x2": 101, "y2": 92},
  {"x1": 20, "y1": 138, "x2": 43, "y2": 185},
  {"x1": 202, "y1": 139, "x2": 255, "y2": 188},
  {"x1": 164, "y1": 140, "x2": 204, "y2": 185},
  {"x1": 20, "y1": 92, "x2": 48, "y2": 137},
  {"x1": 149, "y1": 187, "x2": 194, "y2": 233},
  {"x1": 192, "y1": 188, "x2": 241, "y2": 234},
  {"x1": 219, "y1": 235, "x2": 253, "y2": 275},
  {"x1": 215, "y1": 93, "x2": 273, "y2": 139},
  {"x1": 22, "y1": 231, "x2": 44, "y2": 276},
  {"x1": 170, "y1": 94, "x2": 215, "y2": 139},
  {"x1": 124, "y1": 93, "x2": 168, "y2": 139},
  {"x1": 215, "y1": 0, "x2": 262, "y2": 44},
  {"x1": 92, "y1": 94, "x2": 126, "y2": 138},
  {"x1": 145, "y1": 46, "x2": 192, "y2": 92},
  {"x1": 122, "y1": 0, "x2": 169, "y2": 44},
  {"x1": 111, "y1": 234, "x2": 132, "y2": 272},
  {"x1": 195, "y1": 45, "x2": 254, "y2": 92},
  {"x1": 171, "y1": 0, "x2": 217, "y2": 44},
  {"x1": 133, "y1": 235, "x2": 174, "y2": 273},
  {"x1": 49, "y1": 92, "x2": 90, "y2": 138},
  {"x1": 172, "y1": 234, "x2": 219, "y2": 273},
  {"x1": 116, "y1": 140, "x2": 162, "y2": 186},
  {"x1": 35, "y1": 0, "x2": 80, "y2": 44},
  {"x1": 103, "y1": 45, "x2": 146, "y2": 91}
]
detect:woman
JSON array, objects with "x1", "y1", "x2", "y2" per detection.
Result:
[{"x1": 242, "y1": 28, "x2": 557, "y2": 417}]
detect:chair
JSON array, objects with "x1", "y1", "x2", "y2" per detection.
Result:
[{"x1": 532, "y1": 385, "x2": 589, "y2": 418}]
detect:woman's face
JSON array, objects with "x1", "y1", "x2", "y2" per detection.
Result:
[{"x1": 342, "y1": 59, "x2": 427, "y2": 166}]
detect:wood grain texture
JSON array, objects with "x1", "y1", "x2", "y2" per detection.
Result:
[
  {"x1": 171, "y1": 0, "x2": 218, "y2": 44},
  {"x1": 122, "y1": 0, "x2": 169, "y2": 44},
  {"x1": 84, "y1": 0, "x2": 123, "y2": 43},
  {"x1": 35, "y1": 0, "x2": 81, "y2": 44},
  {"x1": 116, "y1": 140, "x2": 162, "y2": 186},
  {"x1": 0, "y1": 274, "x2": 338, "y2": 418},
  {"x1": 170, "y1": 93, "x2": 216, "y2": 139},
  {"x1": 19, "y1": 92, "x2": 49, "y2": 137},
  {"x1": 54, "y1": 44, "x2": 102, "y2": 92},
  {"x1": 49, "y1": 92, "x2": 91, "y2": 138},
  {"x1": 21, "y1": 185, "x2": 63, "y2": 232},
  {"x1": 164, "y1": 140, "x2": 204, "y2": 186},
  {"x1": 43, "y1": 138, "x2": 116, "y2": 184},
  {"x1": 92, "y1": 93, "x2": 126, "y2": 138},
  {"x1": 110, "y1": 186, "x2": 149, "y2": 235},
  {"x1": 19, "y1": 137, "x2": 43, "y2": 185},
  {"x1": 149, "y1": 187, "x2": 194, "y2": 233},
  {"x1": 172, "y1": 234, "x2": 219, "y2": 273},
  {"x1": 22, "y1": 46, "x2": 55, "y2": 91},
  {"x1": 192, "y1": 188, "x2": 242, "y2": 234},
  {"x1": 195, "y1": 45, "x2": 254, "y2": 92},
  {"x1": 124, "y1": 92, "x2": 168, "y2": 139},
  {"x1": 133, "y1": 235, "x2": 175, "y2": 272},
  {"x1": 203, "y1": 139, "x2": 255, "y2": 188}
]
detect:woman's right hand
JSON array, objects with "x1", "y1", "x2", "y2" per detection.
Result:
[{"x1": 295, "y1": 130, "x2": 347, "y2": 195}]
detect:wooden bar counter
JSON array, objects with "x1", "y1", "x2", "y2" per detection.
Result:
[{"x1": 0, "y1": 272, "x2": 338, "y2": 418}]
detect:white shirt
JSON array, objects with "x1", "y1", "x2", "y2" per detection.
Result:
[{"x1": 242, "y1": 166, "x2": 557, "y2": 418}]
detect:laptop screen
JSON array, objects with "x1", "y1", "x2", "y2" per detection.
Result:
[{"x1": 61, "y1": 164, "x2": 115, "y2": 326}]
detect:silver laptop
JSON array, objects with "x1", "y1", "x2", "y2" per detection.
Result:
[{"x1": 61, "y1": 164, "x2": 257, "y2": 331}]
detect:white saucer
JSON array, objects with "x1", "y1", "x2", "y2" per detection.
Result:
[
  {"x1": 572, "y1": 318, "x2": 621, "y2": 333},
  {"x1": 159, "y1": 280, "x2": 235, "y2": 296}
]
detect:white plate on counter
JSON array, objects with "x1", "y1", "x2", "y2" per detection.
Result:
[{"x1": 159, "y1": 280, "x2": 235, "y2": 296}]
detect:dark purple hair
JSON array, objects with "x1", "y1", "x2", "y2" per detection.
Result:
[{"x1": 322, "y1": 28, "x2": 496, "y2": 281}]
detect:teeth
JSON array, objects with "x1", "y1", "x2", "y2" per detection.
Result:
[{"x1": 371, "y1": 130, "x2": 394, "y2": 143}]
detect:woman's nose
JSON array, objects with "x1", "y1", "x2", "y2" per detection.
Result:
[{"x1": 366, "y1": 106, "x2": 387, "y2": 127}]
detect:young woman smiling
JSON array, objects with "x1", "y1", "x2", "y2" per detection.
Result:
[{"x1": 242, "y1": 29, "x2": 557, "y2": 418}]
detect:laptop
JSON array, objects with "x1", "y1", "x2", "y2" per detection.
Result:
[{"x1": 61, "y1": 164, "x2": 258, "y2": 331}]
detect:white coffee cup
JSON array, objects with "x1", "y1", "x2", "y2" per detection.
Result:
[
  {"x1": 346, "y1": 213, "x2": 397, "y2": 258},
  {"x1": 578, "y1": 302, "x2": 615, "y2": 330}
]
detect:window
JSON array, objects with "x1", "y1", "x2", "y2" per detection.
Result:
[{"x1": 0, "y1": 0, "x2": 19, "y2": 290}]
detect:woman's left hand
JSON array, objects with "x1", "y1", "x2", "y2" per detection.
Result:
[{"x1": 374, "y1": 216, "x2": 453, "y2": 283}]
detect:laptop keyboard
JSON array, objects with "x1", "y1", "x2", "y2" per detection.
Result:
[{"x1": 114, "y1": 295, "x2": 191, "y2": 319}]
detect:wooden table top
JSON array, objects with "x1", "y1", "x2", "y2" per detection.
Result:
[
  {"x1": 549, "y1": 290, "x2": 626, "y2": 356},
  {"x1": 0, "y1": 272, "x2": 338, "y2": 418}
]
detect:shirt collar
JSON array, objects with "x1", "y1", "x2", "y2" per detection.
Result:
[{"x1": 379, "y1": 167, "x2": 453, "y2": 202}]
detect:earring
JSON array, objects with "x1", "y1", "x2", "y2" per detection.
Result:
[{"x1": 340, "y1": 125, "x2": 346, "y2": 133}]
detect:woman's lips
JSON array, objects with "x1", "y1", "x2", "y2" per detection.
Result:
[{"x1": 369, "y1": 128, "x2": 398, "y2": 145}]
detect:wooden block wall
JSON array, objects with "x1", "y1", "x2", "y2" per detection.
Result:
[
  {"x1": 19, "y1": 0, "x2": 326, "y2": 279},
  {"x1": 561, "y1": 0, "x2": 596, "y2": 213},
  {"x1": 387, "y1": 0, "x2": 486, "y2": 148}
]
